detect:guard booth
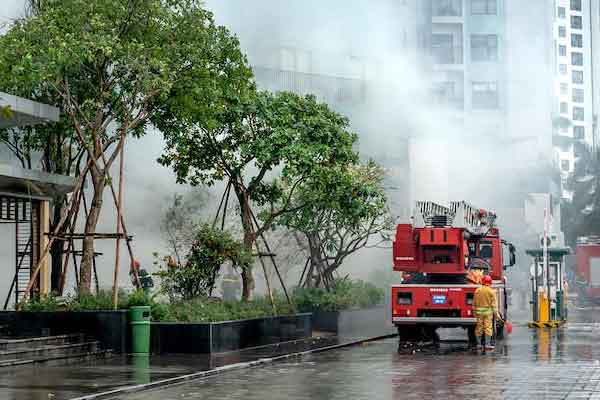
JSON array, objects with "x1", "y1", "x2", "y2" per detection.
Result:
[
  {"x1": 0, "y1": 92, "x2": 74, "y2": 308},
  {"x1": 527, "y1": 247, "x2": 570, "y2": 327}
]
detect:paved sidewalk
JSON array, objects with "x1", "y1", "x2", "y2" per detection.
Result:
[{"x1": 0, "y1": 336, "x2": 340, "y2": 400}]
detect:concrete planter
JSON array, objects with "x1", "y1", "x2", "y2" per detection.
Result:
[
  {"x1": 0, "y1": 311, "x2": 129, "y2": 353},
  {"x1": 151, "y1": 313, "x2": 312, "y2": 354},
  {"x1": 312, "y1": 306, "x2": 395, "y2": 338}
]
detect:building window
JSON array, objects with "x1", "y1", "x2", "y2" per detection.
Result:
[
  {"x1": 574, "y1": 126, "x2": 585, "y2": 139},
  {"x1": 559, "y1": 26, "x2": 566, "y2": 38},
  {"x1": 573, "y1": 70, "x2": 584, "y2": 84},
  {"x1": 573, "y1": 88, "x2": 584, "y2": 102},
  {"x1": 559, "y1": 64, "x2": 568, "y2": 75},
  {"x1": 560, "y1": 102, "x2": 568, "y2": 114},
  {"x1": 573, "y1": 106, "x2": 584, "y2": 121},
  {"x1": 471, "y1": 0, "x2": 497, "y2": 15},
  {"x1": 472, "y1": 81, "x2": 498, "y2": 109},
  {"x1": 571, "y1": 15, "x2": 583, "y2": 29},
  {"x1": 560, "y1": 83, "x2": 569, "y2": 95},
  {"x1": 432, "y1": 34, "x2": 458, "y2": 64},
  {"x1": 558, "y1": 7, "x2": 566, "y2": 18},
  {"x1": 559, "y1": 45, "x2": 567, "y2": 56},
  {"x1": 471, "y1": 35, "x2": 498, "y2": 61},
  {"x1": 561, "y1": 160, "x2": 570, "y2": 172},
  {"x1": 572, "y1": 52, "x2": 583, "y2": 66},
  {"x1": 572, "y1": 34, "x2": 583, "y2": 48},
  {"x1": 433, "y1": 81, "x2": 457, "y2": 104},
  {"x1": 571, "y1": 0, "x2": 582, "y2": 11},
  {"x1": 433, "y1": 0, "x2": 462, "y2": 16}
]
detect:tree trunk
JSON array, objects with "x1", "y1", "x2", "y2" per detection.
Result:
[
  {"x1": 80, "y1": 175, "x2": 105, "y2": 294},
  {"x1": 50, "y1": 198, "x2": 66, "y2": 292},
  {"x1": 305, "y1": 233, "x2": 327, "y2": 289},
  {"x1": 236, "y1": 187, "x2": 255, "y2": 301}
]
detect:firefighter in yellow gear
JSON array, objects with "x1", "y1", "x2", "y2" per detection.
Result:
[{"x1": 473, "y1": 275, "x2": 501, "y2": 350}]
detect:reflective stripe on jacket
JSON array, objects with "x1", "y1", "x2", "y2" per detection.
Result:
[
  {"x1": 473, "y1": 285, "x2": 497, "y2": 318},
  {"x1": 474, "y1": 306, "x2": 494, "y2": 317}
]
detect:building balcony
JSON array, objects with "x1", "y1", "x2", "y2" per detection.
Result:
[
  {"x1": 252, "y1": 66, "x2": 367, "y2": 105},
  {"x1": 432, "y1": 46, "x2": 464, "y2": 68},
  {"x1": 432, "y1": 1, "x2": 462, "y2": 17}
]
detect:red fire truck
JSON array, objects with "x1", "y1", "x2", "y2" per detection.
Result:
[
  {"x1": 391, "y1": 201, "x2": 516, "y2": 342},
  {"x1": 574, "y1": 237, "x2": 600, "y2": 305}
]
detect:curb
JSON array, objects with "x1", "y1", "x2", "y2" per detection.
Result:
[{"x1": 69, "y1": 333, "x2": 397, "y2": 400}]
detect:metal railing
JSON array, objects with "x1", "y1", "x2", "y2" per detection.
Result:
[{"x1": 253, "y1": 66, "x2": 367, "y2": 105}]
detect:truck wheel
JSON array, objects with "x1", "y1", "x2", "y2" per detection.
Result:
[
  {"x1": 397, "y1": 326, "x2": 439, "y2": 343},
  {"x1": 398, "y1": 326, "x2": 420, "y2": 342},
  {"x1": 423, "y1": 327, "x2": 440, "y2": 343}
]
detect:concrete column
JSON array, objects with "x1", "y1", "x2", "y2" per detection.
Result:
[{"x1": 39, "y1": 200, "x2": 50, "y2": 295}]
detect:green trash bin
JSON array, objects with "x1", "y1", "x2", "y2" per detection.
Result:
[{"x1": 130, "y1": 306, "x2": 151, "y2": 354}]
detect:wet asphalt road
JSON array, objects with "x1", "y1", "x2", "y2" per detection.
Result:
[{"x1": 120, "y1": 308, "x2": 600, "y2": 400}]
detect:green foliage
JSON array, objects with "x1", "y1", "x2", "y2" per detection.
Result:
[
  {"x1": 280, "y1": 161, "x2": 392, "y2": 288},
  {"x1": 156, "y1": 296, "x2": 294, "y2": 323},
  {"x1": 0, "y1": 105, "x2": 13, "y2": 120},
  {"x1": 67, "y1": 290, "x2": 117, "y2": 311},
  {"x1": 293, "y1": 279, "x2": 385, "y2": 312},
  {"x1": 158, "y1": 90, "x2": 357, "y2": 194},
  {"x1": 0, "y1": 0, "x2": 254, "y2": 293},
  {"x1": 155, "y1": 224, "x2": 252, "y2": 300},
  {"x1": 22, "y1": 289, "x2": 154, "y2": 312},
  {"x1": 21, "y1": 293, "x2": 64, "y2": 311},
  {"x1": 284, "y1": 161, "x2": 390, "y2": 233},
  {"x1": 157, "y1": 88, "x2": 359, "y2": 299}
]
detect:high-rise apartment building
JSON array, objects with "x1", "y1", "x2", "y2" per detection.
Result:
[
  {"x1": 552, "y1": 0, "x2": 594, "y2": 196},
  {"x1": 427, "y1": 0, "x2": 555, "y2": 197},
  {"x1": 422, "y1": 0, "x2": 559, "y2": 243}
]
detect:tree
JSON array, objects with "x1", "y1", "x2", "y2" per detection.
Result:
[
  {"x1": 0, "y1": 0, "x2": 253, "y2": 293},
  {"x1": 160, "y1": 188, "x2": 208, "y2": 264},
  {"x1": 155, "y1": 224, "x2": 252, "y2": 301},
  {"x1": 157, "y1": 91, "x2": 358, "y2": 300},
  {"x1": 281, "y1": 161, "x2": 392, "y2": 289},
  {"x1": 563, "y1": 147, "x2": 600, "y2": 245}
]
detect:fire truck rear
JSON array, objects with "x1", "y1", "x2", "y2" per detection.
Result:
[{"x1": 391, "y1": 201, "x2": 516, "y2": 342}]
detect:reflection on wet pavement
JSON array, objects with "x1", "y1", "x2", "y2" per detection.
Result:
[{"x1": 121, "y1": 309, "x2": 600, "y2": 400}]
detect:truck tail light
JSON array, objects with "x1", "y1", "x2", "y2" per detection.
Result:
[
  {"x1": 466, "y1": 293, "x2": 474, "y2": 305},
  {"x1": 397, "y1": 292, "x2": 412, "y2": 305}
]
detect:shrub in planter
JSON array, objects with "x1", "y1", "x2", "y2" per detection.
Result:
[
  {"x1": 154, "y1": 224, "x2": 252, "y2": 301},
  {"x1": 156, "y1": 295, "x2": 295, "y2": 322},
  {"x1": 22, "y1": 289, "x2": 154, "y2": 312},
  {"x1": 293, "y1": 278, "x2": 384, "y2": 312}
]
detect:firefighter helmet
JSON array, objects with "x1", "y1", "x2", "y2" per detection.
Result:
[{"x1": 482, "y1": 275, "x2": 493, "y2": 286}]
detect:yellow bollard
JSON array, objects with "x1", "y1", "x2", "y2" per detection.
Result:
[{"x1": 538, "y1": 292, "x2": 549, "y2": 323}]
